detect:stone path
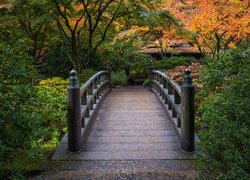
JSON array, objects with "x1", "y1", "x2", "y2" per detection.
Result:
[{"x1": 30, "y1": 87, "x2": 196, "y2": 179}]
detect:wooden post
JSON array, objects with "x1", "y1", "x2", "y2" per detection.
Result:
[
  {"x1": 67, "y1": 70, "x2": 81, "y2": 152},
  {"x1": 149, "y1": 60, "x2": 154, "y2": 91},
  {"x1": 181, "y1": 69, "x2": 195, "y2": 153}
]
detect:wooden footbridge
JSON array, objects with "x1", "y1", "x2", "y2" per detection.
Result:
[{"x1": 46, "y1": 66, "x2": 198, "y2": 179}]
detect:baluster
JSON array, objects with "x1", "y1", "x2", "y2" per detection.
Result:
[
  {"x1": 172, "y1": 108, "x2": 177, "y2": 118},
  {"x1": 168, "y1": 102, "x2": 172, "y2": 110},
  {"x1": 96, "y1": 90, "x2": 100, "y2": 100},
  {"x1": 100, "y1": 86, "x2": 103, "y2": 95},
  {"x1": 97, "y1": 76, "x2": 100, "y2": 86},
  {"x1": 90, "y1": 101, "x2": 94, "y2": 110},
  {"x1": 177, "y1": 116, "x2": 181, "y2": 128},
  {"x1": 164, "y1": 95, "x2": 168, "y2": 104},
  {"x1": 89, "y1": 83, "x2": 93, "y2": 95},
  {"x1": 174, "y1": 90, "x2": 181, "y2": 104},
  {"x1": 100, "y1": 75, "x2": 102, "y2": 84},
  {"x1": 163, "y1": 79, "x2": 167, "y2": 89},
  {"x1": 181, "y1": 69, "x2": 195, "y2": 153},
  {"x1": 159, "y1": 76, "x2": 163, "y2": 85},
  {"x1": 168, "y1": 83, "x2": 174, "y2": 94},
  {"x1": 94, "y1": 79, "x2": 97, "y2": 89},
  {"x1": 85, "y1": 108, "x2": 90, "y2": 117},
  {"x1": 81, "y1": 91, "x2": 87, "y2": 105}
]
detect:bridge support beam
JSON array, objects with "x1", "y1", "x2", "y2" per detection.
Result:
[
  {"x1": 181, "y1": 69, "x2": 195, "y2": 153},
  {"x1": 67, "y1": 70, "x2": 81, "y2": 152}
]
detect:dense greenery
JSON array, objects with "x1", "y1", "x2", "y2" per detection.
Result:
[
  {"x1": 0, "y1": 42, "x2": 46, "y2": 178},
  {"x1": 153, "y1": 56, "x2": 195, "y2": 71},
  {"x1": 198, "y1": 43, "x2": 250, "y2": 179},
  {"x1": 111, "y1": 71, "x2": 128, "y2": 87},
  {"x1": 0, "y1": 41, "x2": 68, "y2": 178},
  {"x1": 103, "y1": 37, "x2": 152, "y2": 78}
]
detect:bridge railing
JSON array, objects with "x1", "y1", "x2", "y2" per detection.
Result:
[
  {"x1": 67, "y1": 70, "x2": 111, "y2": 152},
  {"x1": 150, "y1": 67, "x2": 195, "y2": 153}
]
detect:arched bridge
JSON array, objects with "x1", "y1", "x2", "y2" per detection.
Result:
[{"x1": 50, "y1": 66, "x2": 198, "y2": 178}]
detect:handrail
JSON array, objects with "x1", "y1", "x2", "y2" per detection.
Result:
[
  {"x1": 149, "y1": 66, "x2": 195, "y2": 153},
  {"x1": 67, "y1": 70, "x2": 111, "y2": 152}
]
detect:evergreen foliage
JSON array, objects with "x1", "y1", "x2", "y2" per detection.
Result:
[
  {"x1": 0, "y1": 42, "x2": 45, "y2": 178},
  {"x1": 198, "y1": 43, "x2": 250, "y2": 179},
  {"x1": 153, "y1": 56, "x2": 195, "y2": 71},
  {"x1": 111, "y1": 72, "x2": 128, "y2": 87}
]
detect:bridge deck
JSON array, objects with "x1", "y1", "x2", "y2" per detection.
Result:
[
  {"x1": 44, "y1": 87, "x2": 196, "y2": 179},
  {"x1": 52, "y1": 87, "x2": 195, "y2": 160}
]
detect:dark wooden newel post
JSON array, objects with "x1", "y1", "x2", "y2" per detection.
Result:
[
  {"x1": 67, "y1": 70, "x2": 81, "y2": 152},
  {"x1": 149, "y1": 60, "x2": 154, "y2": 90},
  {"x1": 181, "y1": 69, "x2": 195, "y2": 152}
]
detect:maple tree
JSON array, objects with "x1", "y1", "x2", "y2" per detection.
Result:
[
  {"x1": 52, "y1": 0, "x2": 140, "y2": 72},
  {"x1": 163, "y1": 0, "x2": 250, "y2": 59}
]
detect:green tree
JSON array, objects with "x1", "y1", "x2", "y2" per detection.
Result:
[
  {"x1": 52, "y1": 0, "x2": 134, "y2": 72},
  {"x1": 0, "y1": 0, "x2": 58, "y2": 62},
  {"x1": 103, "y1": 36, "x2": 151, "y2": 77}
]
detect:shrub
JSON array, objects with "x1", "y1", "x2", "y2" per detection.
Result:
[
  {"x1": 0, "y1": 42, "x2": 46, "y2": 178},
  {"x1": 154, "y1": 56, "x2": 195, "y2": 71},
  {"x1": 143, "y1": 78, "x2": 149, "y2": 87},
  {"x1": 36, "y1": 78, "x2": 68, "y2": 143},
  {"x1": 111, "y1": 72, "x2": 128, "y2": 87},
  {"x1": 0, "y1": 41, "x2": 69, "y2": 178},
  {"x1": 198, "y1": 44, "x2": 250, "y2": 179}
]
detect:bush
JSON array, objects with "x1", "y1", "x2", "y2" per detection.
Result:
[
  {"x1": 37, "y1": 78, "x2": 68, "y2": 143},
  {"x1": 0, "y1": 42, "x2": 46, "y2": 178},
  {"x1": 0, "y1": 41, "x2": 69, "y2": 178},
  {"x1": 153, "y1": 56, "x2": 195, "y2": 71},
  {"x1": 143, "y1": 78, "x2": 149, "y2": 87},
  {"x1": 111, "y1": 72, "x2": 128, "y2": 87},
  {"x1": 198, "y1": 44, "x2": 250, "y2": 179}
]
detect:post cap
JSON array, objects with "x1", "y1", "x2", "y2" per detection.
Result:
[
  {"x1": 70, "y1": 69, "x2": 77, "y2": 77},
  {"x1": 69, "y1": 69, "x2": 79, "y2": 88},
  {"x1": 184, "y1": 68, "x2": 192, "y2": 75},
  {"x1": 183, "y1": 68, "x2": 193, "y2": 86}
]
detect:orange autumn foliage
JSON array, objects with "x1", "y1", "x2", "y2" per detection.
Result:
[
  {"x1": 167, "y1": 63, "x2": 204, "y2": 89},
  {"x1": 162, "y1": 0, "x2": 250, "y2": 56}
]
